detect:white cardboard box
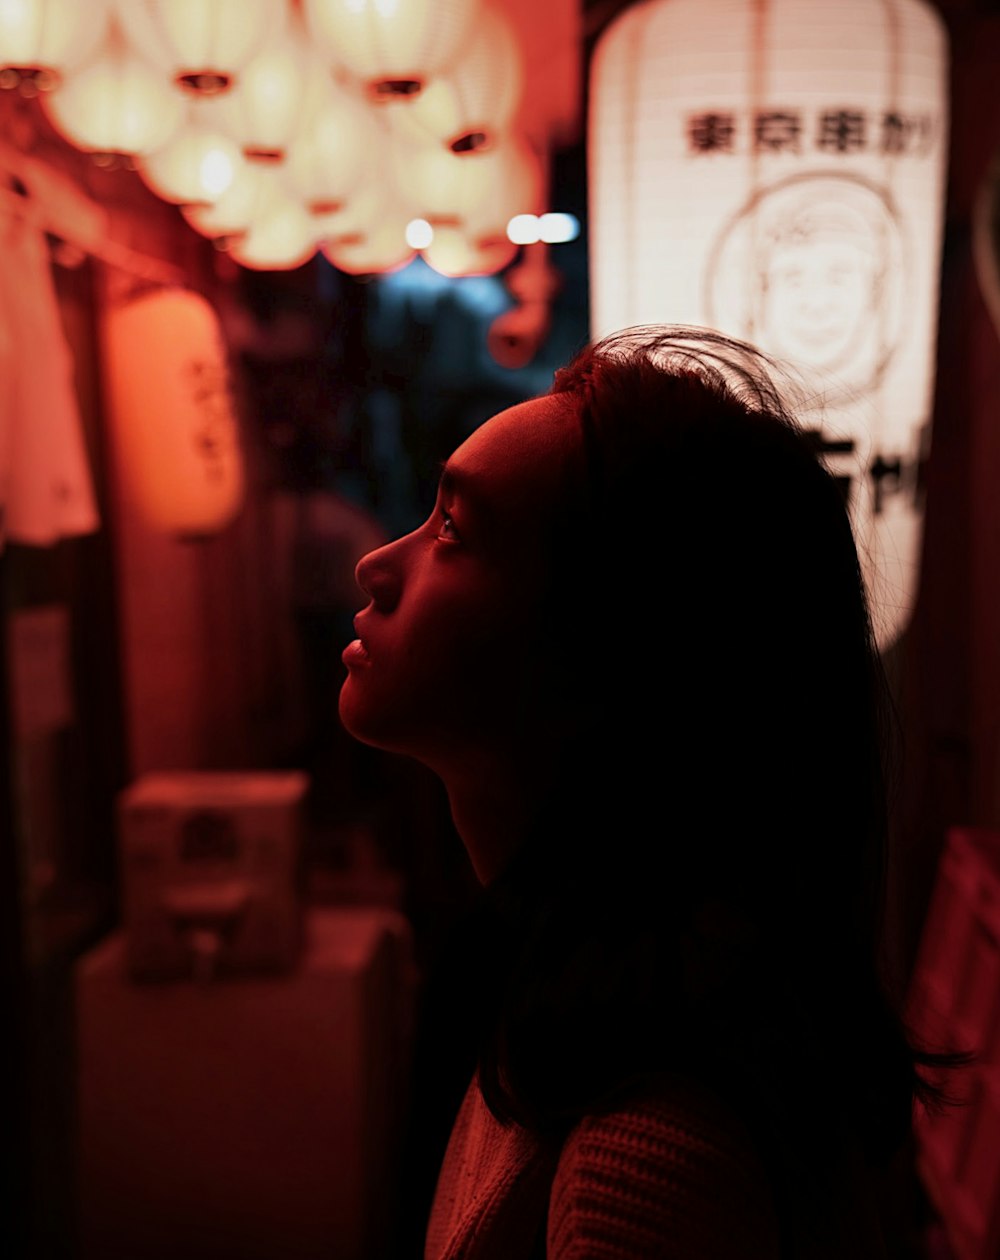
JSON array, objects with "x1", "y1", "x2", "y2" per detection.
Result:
[{"x1": 76, "y1": 907, "x2": 416, "y2": 1260}]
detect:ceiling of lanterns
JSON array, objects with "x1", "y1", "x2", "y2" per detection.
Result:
[{"x1": 0, "y1": 0, "x2": 582, "y2": 275}]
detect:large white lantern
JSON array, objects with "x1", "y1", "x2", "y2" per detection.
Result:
[
  {"x1": 589, "y1": 0, "x2": 948, "y2": 649},
  {"x1": 0, "y1": 0, "x2": 111, "y2": 88},
  {"x1": 303, "y1": 0, "x2": 480, "y2": 98},
  {"x1": 101, "y1": 289, "x2": 244, "y2": 538},
  {"x1": 114, "y1": 0, "x2": 284, "y2": 94}
]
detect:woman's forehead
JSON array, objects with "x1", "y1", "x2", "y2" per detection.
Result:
[{"x1": 448, "y1": 393, "x2": 581, "y2": 496}]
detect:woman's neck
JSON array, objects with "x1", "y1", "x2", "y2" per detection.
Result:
[{"x1": 439, "y1": 753, "x2": 544, "y2": 884}]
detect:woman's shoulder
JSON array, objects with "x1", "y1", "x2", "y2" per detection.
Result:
[{"x1": 547, "y1": 1072, "x2": 782, "y2": 1260}]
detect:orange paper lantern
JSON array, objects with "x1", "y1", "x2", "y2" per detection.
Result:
[{"x1": 102, "y1": 289, "x2": 244, "y2": 537}]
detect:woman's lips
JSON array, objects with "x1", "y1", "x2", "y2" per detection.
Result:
[{"x1": 342, "y1": 638, "x2": 369, "y2": 667}]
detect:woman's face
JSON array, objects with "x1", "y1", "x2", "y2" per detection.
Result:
[{"x1": 338, "y1": 392, "x2": 581, "y2": 770}]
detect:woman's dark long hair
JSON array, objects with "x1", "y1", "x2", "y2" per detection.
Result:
[{"x1": 468, "y1": 327, "x2": 962, "y2": 1185}]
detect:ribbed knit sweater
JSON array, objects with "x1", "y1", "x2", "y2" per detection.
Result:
[{"x1": 425, "y1": 1071, "x2": 786, "y2": 1259}]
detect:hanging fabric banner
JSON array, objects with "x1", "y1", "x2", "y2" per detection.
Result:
[{"x1": 0, "y1": 195, "x2": 99, "y2": 549}]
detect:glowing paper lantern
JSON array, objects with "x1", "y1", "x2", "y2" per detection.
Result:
[
  {"x1": 227, "y1": 190, "x2": 319, "y2": 271},
  {"x1": 138, "y1": 109, "x2": 242, "y2": 205},
  {"x1": 387, "y1": 4, "x2": 524, "y2": 152},
  {"x1": 181, "y1": 157, "x2": 272, "y2": 238},
  {"x1": 464, "y1": 138, "x2": 544, "y2": 244},
  {"x1": 101, "y1": 289, "x2": 244, "y2": 537},
  {"x1": 185, "y1": 166, "x2": 318, "y2": 268},
  {"x1": 322, "y1": 223, "x2": 416, "y2": 275},
  {"x1": 421, "y1": 225, "x2": 516, "y2": 277},
  {"x1": 314, "y1": 173, "x2": 420, "y2": 274},
  {"x1": 322, "y1": 222, "x2": 415, "y2": 275},
  {"x1": 41, "y1": 26, "x2": 185, "y2": 156},
  {"x1": 0, "y1": 0, "x2": 112, "y2": 88},
  {"x1": 320, "y1": 184, "x2": 417, "y2": 275},
  {"x1": 302, "y1": 0, "x2": 480, "y2": 98},
  {"x1": 395, "y1": 132, "x2": 542, "y2": 230},
  {"x1": 114, "y1": 0, "x2": 284, "y2": 94},
  {"x1": 589, "y1": 0, "x2": 948, "y2": 649},
  {"x1": 208, "y1": 19, "x2": 329, "y2": 161},
  {"x1": 284, "y1": 79, "x2": 382, "y2": 213}
]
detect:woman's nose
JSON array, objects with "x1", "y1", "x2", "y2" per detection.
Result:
[{"x1": 355, "y1": 537, "x2": 403, "y2": 611}]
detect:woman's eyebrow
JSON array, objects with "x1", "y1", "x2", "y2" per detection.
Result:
[{"x1": 439, "y1": 464, "x2": 487, "y2": 510}]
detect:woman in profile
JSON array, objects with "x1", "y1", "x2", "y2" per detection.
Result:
[{"x1": 339, "y1": 326, "x2": 951, "y2": 1259}]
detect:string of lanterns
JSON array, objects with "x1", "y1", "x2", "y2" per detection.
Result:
[{"x1": 0, "y1": 0, "x2": 576, "y2": 274}]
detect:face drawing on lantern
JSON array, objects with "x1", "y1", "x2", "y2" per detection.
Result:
[
  {"x1": 755, "y1": 202, "x2": 882, "y2": 373},
  {"x1": 338, "y1": 393, "x2": 580, "y2": 772},
  {"x1": 707, "y1": 173, "x2": 906, "y2": 402}
]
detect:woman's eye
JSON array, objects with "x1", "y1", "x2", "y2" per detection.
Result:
[{"x1": 437, "y1": 510, "x2": 460, "y2": 542}]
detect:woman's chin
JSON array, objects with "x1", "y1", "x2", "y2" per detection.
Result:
[
  {"x1": 337, "y1": 678, "x2": 373, "y2": 743},
  {"x1": 339, "y1": 682, "x2": 404, "y2": 755}
]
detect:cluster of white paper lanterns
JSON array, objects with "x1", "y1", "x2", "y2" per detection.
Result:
[
  {"x1": 589, "y1": 0, "x2": 948, "y2": 650},
  {"x1": 0, "y1": 0, "x2": 548, "y2": 275}
]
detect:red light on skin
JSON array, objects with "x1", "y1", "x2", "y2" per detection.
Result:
[
  {"x1": 342, "y1": 638, "x2": 369, "y2": 668},
  {"x1": 339, "y1": 393, "x2": 581, "y2": 884}
]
